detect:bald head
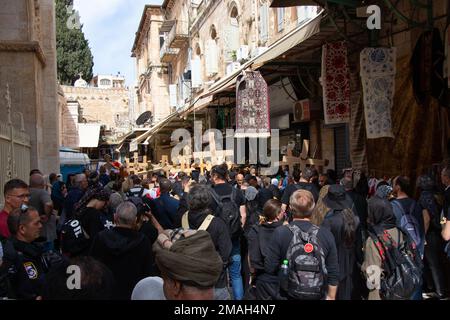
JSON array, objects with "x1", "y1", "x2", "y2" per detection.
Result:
[
  {"x1": 29, "y1": 174, "x2": 45, "y2": 189},
  {"x1": 115, "y1": 202, "x2": 137, "y2": 226}
]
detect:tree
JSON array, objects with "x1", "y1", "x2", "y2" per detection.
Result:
[{"x1": 55, "y1": 0, "x2": 94, "y2": 85}]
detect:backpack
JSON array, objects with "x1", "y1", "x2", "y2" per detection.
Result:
[
  {"x1": 181, "y1": 212, "x2": 214, "y2": 231},
  {"x1": 210, "y1": 187, "x2": 241, "y2": 237},
  {"x1": 392, "y1": 200, "x2": 422, "y2": 247},
  {"x1": 60, "y1": 219, "x2": 91, "y2": 256},
  {"x1": 284, "y1": 224, "x2": 327, "y2": 300},
  {"x1": 127, "y1": 187, "x2": 145, "y2": 207},
  {"x1": 369, "y1": 229, "x2": 423, "y2": 300}
]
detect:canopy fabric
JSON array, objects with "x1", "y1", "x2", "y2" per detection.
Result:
[{"x1": 77, "y1": 124, "x2": 101, "y2": 148}]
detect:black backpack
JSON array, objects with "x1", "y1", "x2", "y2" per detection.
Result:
[
  {"x1": 284, "y1": 224, "x2": 327, "y2": 300},
  {"x1": 60, "y1": 219, "x2": 90, "y2": 256},
  {"x1": 210, "y1": 187, "x2": 241, "y2": 237},
  {"x1": 369, "y1": 229, "x2": 423, "y2": 300}
]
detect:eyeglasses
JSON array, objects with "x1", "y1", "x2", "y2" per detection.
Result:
[{"x1": 8, "y1": 193, "x2": 30, "y2": 200}]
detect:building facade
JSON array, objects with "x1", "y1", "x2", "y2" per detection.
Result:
[
  {"x1": 60, "y1": 75, "x2": 132, "y2": 159},
  {"x1": 0, "y1": 0, "x2": 60, "y2": 176},
  {"x1": 132, "y1": 5, "x2": 171, "y2": 124}
]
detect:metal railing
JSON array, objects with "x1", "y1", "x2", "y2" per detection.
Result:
[{"x1": 160, "y1": 40, "x2": 180, "y2": 62}]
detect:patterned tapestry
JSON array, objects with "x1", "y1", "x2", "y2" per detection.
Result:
[
  {"x1": 321, "y1": 41, "x2": 351, "y2": 125},
  {"x1": 360, "y1": 47, "x2": 397, "y2": 139},
  {"x1": 235, "y1": 71, "x2": 270, "y2": 138}
]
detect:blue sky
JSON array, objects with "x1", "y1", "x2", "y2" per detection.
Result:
[{"x1": 73, "y1": 0, "x2": 163, "y2": 86}]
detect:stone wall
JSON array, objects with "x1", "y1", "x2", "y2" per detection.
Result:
[
  {"x1": 0, "y1": 0, "x2": 60, "y2": 175},
  {"x1": 61, "y1": 86, "x2": 130, "y2": 131}
]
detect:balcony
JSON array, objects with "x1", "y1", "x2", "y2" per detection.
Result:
[
  {"x1": 161, "y1": 20, "x2": 189, "y2": 49},
  {"x1": 160, "y1": 41, "x2": 179, "y2": 63}
]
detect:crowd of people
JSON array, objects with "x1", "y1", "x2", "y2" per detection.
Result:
[{"x1": 0, "y1": 161, "x2": 449, "y2": 301}]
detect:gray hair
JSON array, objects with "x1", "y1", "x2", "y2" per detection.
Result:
[
  {"x1": 115, "y1": 202, "x2": 137, "y2": 225},
  {"x1": 109, "y1": 192, "x2": 124, "y2": 213}
]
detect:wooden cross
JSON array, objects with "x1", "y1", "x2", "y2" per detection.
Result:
[
  {"x1": 125, "y1": 152, "x2": 148, "y2": 174},
  {"x1": 280, "y1": 140, "x2": 327, "y2": 174},
  {"x1": 192, "y1": 131, "x2": 234, "y2": 172}
]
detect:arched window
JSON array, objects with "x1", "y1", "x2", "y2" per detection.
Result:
[{"x1": 230, "y1": 6, "x2": 239, "y2": 26}]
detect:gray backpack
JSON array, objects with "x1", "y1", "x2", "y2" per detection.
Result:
[{"x1": 284, "y1": 224, "x2": 327, "y2": 300}]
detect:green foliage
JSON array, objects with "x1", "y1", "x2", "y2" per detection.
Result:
[{"x1": 55, "y1": 0, "x2": 94, "y2": 85}]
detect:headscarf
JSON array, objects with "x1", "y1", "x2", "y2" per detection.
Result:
[
  {"x1": 153, "y1": 230, "x2": 222, "y2": 288},
  {"x1": 311, "y1": 185, "x2": 331, "y2": 226},
  {"x1": 367, "y1": 187, "x2": 397, "y2": 233},
  {"x1": 271, "y1": 178, "x2": 279, "y2": 186}
]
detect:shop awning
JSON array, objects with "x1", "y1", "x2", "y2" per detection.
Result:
[
  {"x1": 182, "y1": 10, "x2": 323, "y2": 114},
  {"x1": 130, "y1": 111, "x2": 181, "y2": 146},
  {"x1": 78, "y1": 124, "x2": 101, "y2": 148}
]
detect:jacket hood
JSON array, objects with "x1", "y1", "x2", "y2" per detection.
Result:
[{"x1": 98, "y1": 227, "x2": 145, "y2": 255}]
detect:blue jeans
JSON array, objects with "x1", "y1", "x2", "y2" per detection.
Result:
[{"x1": 228, "y1": 238, "x2": 244, "y2": 300}]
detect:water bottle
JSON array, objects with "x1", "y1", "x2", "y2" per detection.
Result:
[{"x1": 280, "y1": 259, "x2": 289, "y2": 292}]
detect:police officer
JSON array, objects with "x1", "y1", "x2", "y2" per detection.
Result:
[
  {"x1": 0, "y1": 234, "x2": 37, "y2": 300},
  {"x1": 7, "y1": 206, "x2": 46, "y2": 299}
]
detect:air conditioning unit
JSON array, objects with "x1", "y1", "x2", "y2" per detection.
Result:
[
  {"x1": 251, "y1": 46, "x2": 268, "y2": 58},
  {"x1": 226, "y1": 62, "x2": 241, "y2": 76},
  {"x1": 237, "y1": 45, "x2": 249, "y2": 61},
  {"x1": 293, "y1": 99, "x2": 311, "y2": 122}
]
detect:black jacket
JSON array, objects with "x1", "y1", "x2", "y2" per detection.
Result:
[
  {"x1": 89, "y1": 227, "x2": 157, "y2": 300},
  {"x1": 264, "y1": 220, "x2": 339, "y2": 287},
  {"x1": 11, "y1": 239, "x2": 46, "y2": 299},
  {"x1": 1, "y1": 237, "x2": 36, "y2": 300},
  {"x1": 186, "y1": 210, "x2": 232, "y2": 288},
  {"x1": 247, "y1": 221, "x2": 283, "y2": 282}
]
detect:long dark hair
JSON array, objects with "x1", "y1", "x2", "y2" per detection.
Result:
[{"x1": 342, "y1": 207, "x2": 357, "y2": 247}]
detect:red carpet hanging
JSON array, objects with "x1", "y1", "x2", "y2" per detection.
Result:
[
  {"x1": 360, "y1": 47, "x2": 396, "y2": 139},
  {"x1": 235, "y1": 71, "x2": 270, "y2": 138},
  {"x1": 321, "y1": 41, "x2": 351, "y2": 125}
]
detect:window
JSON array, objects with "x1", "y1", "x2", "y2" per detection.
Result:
[
  {"x1": 259, "y1": 3, "x2": 269, "y2": 43},
  {"x1": 225, "y1": 6, "x2": 240, "y2": 62},
  {"x1": 100, "y1": 79, "x2": 111, "y2": 86},
  {"x1": 277, "y1": 7, "x2": 284, "y2": 32}
]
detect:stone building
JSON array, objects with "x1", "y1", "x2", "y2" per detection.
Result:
[
  {"x1": 132, "y1": 5, "x2": 171, "y2": 124},
  {"x1": 128, "y1": 0, "x2": 320, "y2": 166},
  {"x1": 60, "y1": 75, "x2": 132, "y2": 159},
  {"x1": 0, "y1": 0, "x2": 60, "y2": 176}
]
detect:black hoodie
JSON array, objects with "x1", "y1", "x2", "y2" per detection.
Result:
[{"x1": 89, "y1": 227, "x2": 157, "y2": 300}]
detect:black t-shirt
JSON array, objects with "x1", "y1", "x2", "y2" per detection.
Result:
[
  {"x1": 264, "y1": 220, "x2": 339, "y2": 287},
  {"x1": 281, "y1": 182, "x2": 319, "y2": 205},
  {"x1": 209, "y1": 183, "x2": 246, "y2": 212}
]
